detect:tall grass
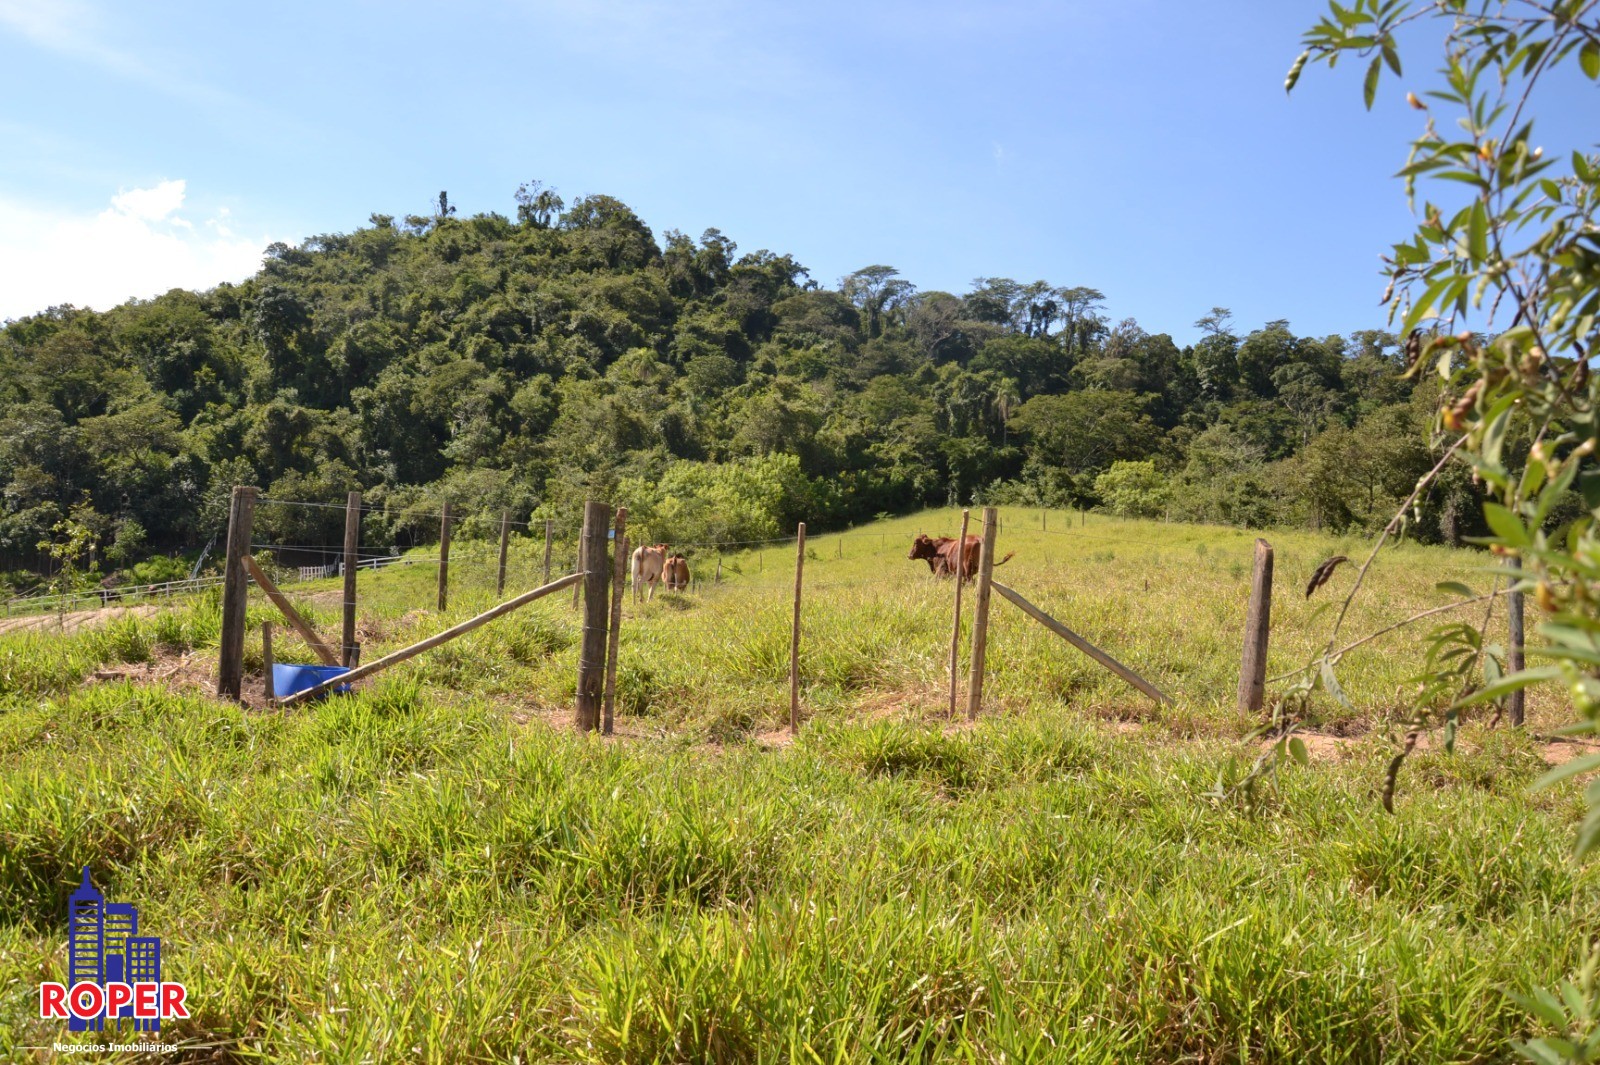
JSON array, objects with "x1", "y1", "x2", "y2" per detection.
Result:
[{"x1": 0, "y1": 508, "x2": 1586, "y2": 1061}]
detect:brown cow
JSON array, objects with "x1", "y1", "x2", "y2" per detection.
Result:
[
  {"x1": 663, "y1": 554, "x2": 690, "y2": 592},
  {"x1": 907, "y1": 534, "x2": 1014, "y2": 583},
  {"x1": 632, "y1": 543, "x2": 669, "y2": 602}
]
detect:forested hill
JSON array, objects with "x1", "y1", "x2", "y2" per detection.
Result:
[{"x1": 0, "y1": 186, "x2": 1482, "y2": 588}]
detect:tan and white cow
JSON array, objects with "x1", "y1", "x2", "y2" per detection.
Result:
[{"x1": 631, "y1": 543, "x2": 669, "y2": 602}]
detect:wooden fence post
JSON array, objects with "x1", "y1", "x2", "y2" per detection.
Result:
[
  {"x1": 790, "y1": 522, "x2": 806, "y2": 734},
  {"x1": 1509, "y1": 561, "x2": 1526, "y2": 727},
  {"x1": 575, "y1": 500, "x2": 610, "y2": 732},
  {"x1": 262, "y1": 621, "x2": 275, "y2": 704},
  {"x1": 948, "y1": 509, "x2": 971, "y2": 718},
  {"x1": 573, "y1": 531, "x2": 584, "y2": 609},
  {"x1": 1237, "y1": 538, "x2": 1273, "y2": 713},
  {"x1": 543, "y1": 519, "x2": 554, "y2": 585},
  {"x1": 715, "y1": 557, "x2": 722, "y2": 584},
  {"x1": 436, "y1": 502, "x2": 452, "y2": 612},
  {"x1": 603, "y1": 509, "x2": 628, "y2": 735},
  {"x1": 216, "y1": 485, "x2": 258, "y2": 700},
  {"x1": 343, "y1": 490, "x2": 361, "y2": 666},
  {"x1": 497, "y1": 509, "x2": 511, "y2": 597},
  {"x1": 966, "y1": 507, "x2": 998, "y2": 720}
]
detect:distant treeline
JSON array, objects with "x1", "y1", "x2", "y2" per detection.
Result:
[{"x1": 0, "y1": 184, "x2": 1514, "y2": 591}]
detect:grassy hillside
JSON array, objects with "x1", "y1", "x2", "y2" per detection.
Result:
[
  {"x1": 0, "y1": 510, "x2": 1588, "y2": 1061},
  {"x1": 232, "y1": 504, "x2": 1561, "y2": 736}
]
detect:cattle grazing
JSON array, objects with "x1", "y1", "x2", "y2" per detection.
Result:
[
  {"x1": 663, "y1": 554, "x2": 690, "y2": 592},
  {"x1": 631, "y1": 544, "x2": 669, "y2": 602},
  {"x1": 907, "y1": 533, "x2": 1015, "y2": 583}
]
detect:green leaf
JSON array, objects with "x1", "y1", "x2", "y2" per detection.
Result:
[
  {"x1": 1531, "y1": 752, "x2": 1600, "y2": 793},
  {"x1": 1467, "y1": 198, "x2": 1489, "y2": 262},
  {"x1": 1558, "y1": 982, "x2": 1589, "y2": 1026},
  {"x1": 1580, "y1": 469, "x2": 1600, "y2": 512},
  {"x1": 1382, "y1": 41, "x2": 1402, "y2": 77},
  {"x1": 1481, "y1": 394, "x2": 1515, "y2": 469},
  {"x1": 1363, "y1": 55, "x2": 1381, "y2": 110},
  {"x1": 1455, "y1": 666, "x2": 1563, "y2": 708},
  {"x1": 1288, "y1": 737, "x2": 1309, "y2": 766},
  {"x1": 1436, "y1": 580, "x2": 1474, "y2": 598},
  {"x1": 1534, "y1": 986, "x2": 1574, "y2": 1029},
  {"x1": 1581, "y1": 40, "x2": 1600, "y2": 81},
  {"x1": 1321, "y1": 660, "x2": 1353, "y2": 710},
  {"x1": 1508, "y1": 987, "x2": 1572, "y2": 1031},
  {"x1": 1483, "y1": 502, "x2": 1531, "y2": 548},
  {"x1": 1512, "y1": 1037, "x2": 1568, "y2": 1065}
]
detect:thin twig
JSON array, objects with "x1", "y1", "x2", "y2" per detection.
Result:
[
  {"x1": 1270, "y1": 590, "x2": 1502, "y2": 684},
  {"x1": 1321, "y1": 435, "x2": 1466, "y2": 660}
]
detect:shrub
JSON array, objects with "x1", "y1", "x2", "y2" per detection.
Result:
[{"x1": 1093, "y1": 461, "x2": 1170, "y2": 519}]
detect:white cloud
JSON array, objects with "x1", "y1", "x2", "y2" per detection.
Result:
[
  {"x1": 0, "y1": 182, "x2": 276, "y2": 321},
  {"x1": 109, "y1": 179, "x2": 187, "y2": 222}
]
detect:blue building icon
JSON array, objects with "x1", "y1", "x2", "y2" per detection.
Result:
[
  {"x1": 65, "y1": 868, "x2": 164, "y2": 1034},
  {"x1": 126, "y1": 938, "x2": 162, "y2": 1033},
  {"x1": 67, "y1": 868, "x2": 103, "y2": 1033}
]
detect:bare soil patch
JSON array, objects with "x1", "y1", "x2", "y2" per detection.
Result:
[{"x1": 0, "y1": 604, "x2": 155, "y2": 637}]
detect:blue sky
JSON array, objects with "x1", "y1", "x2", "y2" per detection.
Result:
[{"x1": 0, "y1": 1, "x2": 1592, "y2": 341}]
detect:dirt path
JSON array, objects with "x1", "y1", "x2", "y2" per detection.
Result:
[{"x1": 0, "y1": 604, "x2": 156, "y2": 637}]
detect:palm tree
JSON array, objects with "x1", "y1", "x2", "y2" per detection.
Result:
[{"x1": 990, "y1": 377, "x2": 1022, "y2": 445}]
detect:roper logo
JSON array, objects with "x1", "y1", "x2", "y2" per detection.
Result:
[{"x1": 38, "y1": 868, "x2": 188, "y2": 1033}]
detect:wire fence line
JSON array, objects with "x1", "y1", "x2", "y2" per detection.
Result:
[
  {"x1": 0, "y1": 553, "x2": 441, "y2": 619},
  {"x1": 7, "y1": 492, "x2": 1201, "y2": 624}
]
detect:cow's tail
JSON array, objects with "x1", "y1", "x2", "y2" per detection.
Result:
[{"x1": 994, "y1": 551, "x2": 1016, "y2": 568}]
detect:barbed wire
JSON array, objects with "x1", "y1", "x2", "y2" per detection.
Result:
[
  {"x1": 255, "y1": 495, "x2": 553, "y2": 532},
  {"x1": 250, "y1": 543, "x2": 416, "y2": 555}
]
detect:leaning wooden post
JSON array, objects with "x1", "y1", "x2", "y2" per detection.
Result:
[
  {"x1": 542, "y1": 519, "x2": 554, "y2": 585},
  {"x1": 992, "y1": 582, "x2": 1171, "y2": 705},
  {"x1": 242, "y1": 555, "x2": 341, "y2": 665},
  {"x1": 790, "y1": 522, "x2": 806, "y2": 734},
  {"x1": 948, "y1": 509, "x2": 971, "y2": 719},
  {"x1": 436, "y1": 502, "x2": 452, "y2": 612},
  {"x1": 1237, "y1": 538, "x2": 1274, "y2": 713},
  {"x1": 574, "y1": 500, "x2": 610, "y2": 732},
  {"x1": 216, "y1": 485, "x2": 258, "y2": 700},
  {"x1": 496, "y1": 509, "x2": 511, "y2": 597},
  {"x1": 1509, "y1": 560, "x2": 1526, "y2": 727},
  {"x1": 342, "y1": 490, "x2": 361, "y2": 666},
  {"x1": 603, "y1": 509, "x2": 629, "y2": 735},
  {"x1": 965, "y1": 507, "x2": 998, "y2": 720},
  {"x1": 281, "y1": 571, "x2": 583, "y2": 706},
  {"x1": 262, "y1": 621, "x2": 275, "y2": 704}
]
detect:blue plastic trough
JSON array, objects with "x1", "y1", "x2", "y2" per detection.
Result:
[{"x1": 272, "y1": 663, "x2": 352, "y2": 700}]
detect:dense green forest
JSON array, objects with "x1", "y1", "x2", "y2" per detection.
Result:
[{"x1": 0, "y1": 185, "x2": 1485, "y2": 592}]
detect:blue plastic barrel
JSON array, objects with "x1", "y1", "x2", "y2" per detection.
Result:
[{"x1": 272, "y1": 663, "x2": 352, "y2": 699}]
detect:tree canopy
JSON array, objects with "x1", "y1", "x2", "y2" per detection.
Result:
[{"x1": 0, "y1": 184, "x2": 1483, "y2": 588}]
